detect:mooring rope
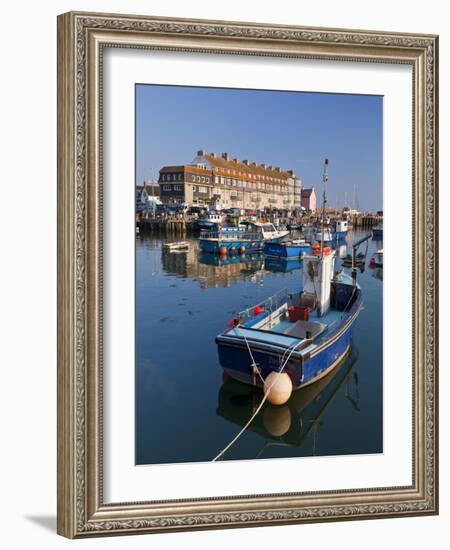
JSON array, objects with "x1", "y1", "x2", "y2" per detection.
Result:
[
  {"x1": 241, "y1": 330, "x2": 265, "y2": 385},
  {"x1": 212, "y1": 338, "x2": 304, "y2": 462}
]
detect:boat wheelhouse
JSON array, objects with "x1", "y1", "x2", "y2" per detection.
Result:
[
  {"x1": 196, "y1": 212, "x2": 226, "y2": 230},
  {"x1": 332, "y1": 219, "x2": 350, "y2": 239}
]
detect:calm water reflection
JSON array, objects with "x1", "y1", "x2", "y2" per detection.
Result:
[{"x1": 135, "y1": 231, "x2": 383, "y2": 464}]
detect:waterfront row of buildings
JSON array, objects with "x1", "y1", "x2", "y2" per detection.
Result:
[{"x1": 137, "y1": 150, "x2": 318, "y2": 212}]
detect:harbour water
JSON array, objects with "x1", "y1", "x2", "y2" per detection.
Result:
[{"x1": 136, "y1": 231, "x2": 383, "y2": 465}]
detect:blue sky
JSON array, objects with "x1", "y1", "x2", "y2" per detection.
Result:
[{"x1": 136, "y1": 85, "x2": 382, "y2": 211}]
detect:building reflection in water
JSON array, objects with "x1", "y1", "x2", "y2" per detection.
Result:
[{"x1": 161, "y1": 242, "x2": 265, "y2": 289}]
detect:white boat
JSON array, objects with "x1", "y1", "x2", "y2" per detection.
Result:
[
  {"x1": 248, "y1": 221, "x2": 290, "y2": 242},
  {"x1": 163, "y1": 241, "x2": 190, "y2": 251}
]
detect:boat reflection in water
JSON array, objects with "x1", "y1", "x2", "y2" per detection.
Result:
[
  {"x1": 263, "y1": 256, "x2": 302, "y2": 273},
  {"x1": 216, "y1": 350, "x2": 360, "y2": 455},
  {"x1": 371, "y1": 267, "x2": 383, "y2": 281},
  {"x1": 198, "y1": 250, "x2": 264, "y2": 268}
]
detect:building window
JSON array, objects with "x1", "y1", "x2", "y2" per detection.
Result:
[
  {"x1": 215, "y1": 176, "x2": 219, "y2": 184},
  {"x1": 199, "y1": 186, "x2": 207, "y2": 193},
  {"x1": 162, "y1": 175, "x2": 166, "y2": 181},
  {"x1": 174, "y1": 185, "x2": 183, "y2": 191},
  {"x1": 206, "y1": 178, "x2": 210, "y2": 183},
  {"x1": 201, "y1": 177, "x2": 205, "y2": 183},
  {"x1": 163, "y1": 185, "x2": 171, "y2": 191},
  {"x1": 167, "y1": 174, "x2": 171, "y2": 181},
  {"x1": 196, "y1": 176, "x2": 201, "y2": 182}
]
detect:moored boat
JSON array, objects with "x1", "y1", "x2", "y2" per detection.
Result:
[
  {"x1": 199, "y1": 221, "x2": 289, "y2": 254},
  {"x1": 216, "y1": 249, "x2": 363, "y2": 394},
  {"x1": 163, "y1": 241, "x2": 189, "y2": 251},
  {"x1": 263, "y1": 239, "x2": 311, "y2": 260}
]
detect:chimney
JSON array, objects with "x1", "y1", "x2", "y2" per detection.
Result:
[
  {"x1": 210, "y1": 152, "x2": 216, "y2": 157},
  {"x1": 243, "y1": 160, "x2": 249, "y2": 165},
  {"x1": 261, "y1": 163, "x2": 267, "y2": 168},
  {"x1": 275, "y1": 167, "x2": 281, "y2": 171},
  {"x1": 268, "y1": 165, "x2": 273, "y2": 170},
  {"x1": 197, "y1": 149, "x2": 205, "y2": 156},
  {"x1": 287, "y1": 170, "x2": 294, "y2": 176},
  {"x1": 233, "y1": 158, "x2": 238, "y2": 163},
  {"x1": 222, "y1": 152, "x2": 229, "y2": 160},
  {"x1": 252, "y1": 162, "x2": 257, "y2": 166}
]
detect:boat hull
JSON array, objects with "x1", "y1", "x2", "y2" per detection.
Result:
[
  {"x1": 263, "y1": 241, "x2": 311, "y2": 259},
  {"x1": 200, "y1": 235, "x2": 285, "y2": 254}
]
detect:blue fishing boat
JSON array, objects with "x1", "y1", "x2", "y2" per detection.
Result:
[
  {"x1": 215, "y1": 160, "x2": 367, "y2": 402},
  {"x1": 199, "y1": 221, "x2": 289, "y2": 254},
  {"x1": 216, "y1": 251, "x2": 363, "y2": 392},
  {"x1": 263, "y1": 239, "x2": 311, "y2": 260}
]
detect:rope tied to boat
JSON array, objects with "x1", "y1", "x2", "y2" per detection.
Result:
[
  {"x1": 241, "y1": 331, "x2": 265, "y2": 385},
  {"x1": 212, "y1": 338, "x2": 304, "y2": 462}
]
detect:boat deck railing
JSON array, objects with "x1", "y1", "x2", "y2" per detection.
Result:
[
  {"x1": 236, "y1": 288, "x2": 290, "y2": 324},
  {"x1": 200, "y1": 230, "x2": 262, "y2": 241}
]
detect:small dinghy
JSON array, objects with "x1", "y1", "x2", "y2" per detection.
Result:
[{"x1": 163, "y1": 241, "x2": 189, "y2": 251}]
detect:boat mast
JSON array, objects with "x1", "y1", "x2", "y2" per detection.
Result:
[{"x1": 321, "y1": 159, "x2": 328, "y2": 256}]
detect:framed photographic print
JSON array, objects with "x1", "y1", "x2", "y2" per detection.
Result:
[{"x1": 57, "y1": 11, "x2": 439, "y2": 538}]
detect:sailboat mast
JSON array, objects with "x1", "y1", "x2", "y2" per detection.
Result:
[{"x1": 322, "y1": 159, "x2": 329, "y2": 256}]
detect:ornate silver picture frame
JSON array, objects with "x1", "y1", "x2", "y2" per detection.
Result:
[{"x1": 57, "y1": 11, "x2": 438, "y2": 538}]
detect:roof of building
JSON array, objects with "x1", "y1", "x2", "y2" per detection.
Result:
[
  {"x1": 202, "y1": 152, "x2": 293, "y2": 179},
  {"x1": 301, "y1": 188, "x2": 315, "y2": 198},
  {"x1": 159, "y1": 165, "x2": 212, "y2": 175}
]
